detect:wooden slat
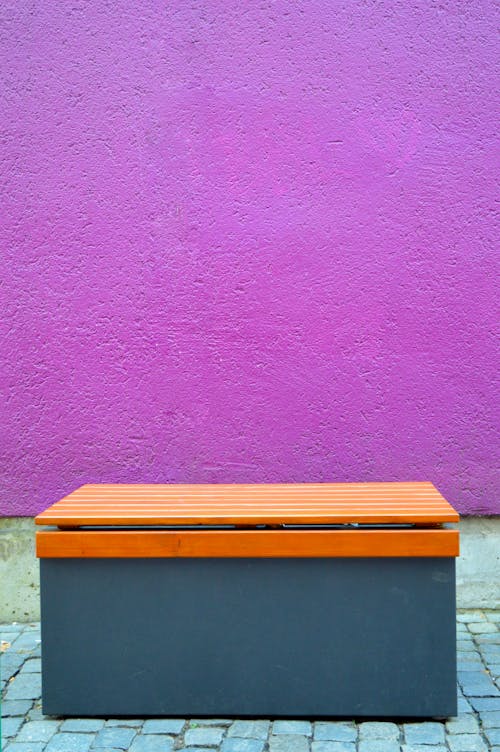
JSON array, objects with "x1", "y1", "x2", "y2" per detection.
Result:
[
  {"x1": 35, "y1": 482, "x2": 459, "y2": 527},
  {"x1": 36, "y1": 528, "x2": 459, "y2": 558}
]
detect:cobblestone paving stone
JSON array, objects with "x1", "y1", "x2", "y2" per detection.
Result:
[{"x1": 1, "y1": 611, "x2": 499, "y2": 751}]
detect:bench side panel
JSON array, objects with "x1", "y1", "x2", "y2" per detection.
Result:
[{"x1": 40, "y1": 556, "x2": 457, "y2": 717}]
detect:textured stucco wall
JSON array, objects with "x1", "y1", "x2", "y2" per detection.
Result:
[{"x1": 1, "y1": 2, "x2": 498, "y2": 517}]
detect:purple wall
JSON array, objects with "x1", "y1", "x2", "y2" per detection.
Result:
[{"x1": 1, "y1": 2, "x2": 498, "y2": 517}]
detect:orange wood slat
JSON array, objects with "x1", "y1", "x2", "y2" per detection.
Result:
[
  {"x1": 36, "y1": 528, "x2": 459, "y2": 558},
  {"x1": 47, "y1": 483, "x2": 446, "y2": 500},
  {"x1": 35, "y1": 482, "x2": 459, "y2": 527},
  {"x1": 59, "y1": 491, "x2": 443, "y2": 498}
]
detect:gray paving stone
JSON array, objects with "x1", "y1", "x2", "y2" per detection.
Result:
[
  {"x1": 458, "y1": 639, "x2": 477, "y2": 648},
  {"x1": 481, "y1": 656, "x2": 500, "y2": 671},
  {"x1": 457, "y1": 629, "x2": 476, "y2": 638},
  {"x1": 60, "y1": 719, "x2": 105, "y2": 732},
  {"x1": 184, "y1": 726, "x2": 225, "y2": 746},
  {"x1": 1, "y1": 642, "x2": 22, "y2": 655},
  {"x1": 192, "y1": 718, "x2": 232, "y2": 726},
  {"x1": 481, "y1": 638, "x2": 500, "y2": 649},
  {"x1": 1, "y1": 665, "x2": 24, "y2": 684},
  {"x1": 3, "y1": 744, "x2": 46, "y2": 752},
  {"x1": 458, "y1": 648, "x2": 483, "y2": 658},
  {"x1": 2, "y1": 654, "x2": 25, "y2": 679},
  {"x1": 142, "y1": 719, "x2": 185, "y2": 734},
  {"x1": 92, "y1": 726, "x2": 137, "y2": 748},
  {"x1": 446, "y1": 714, "x2": 479, "y2": 733},
  {"x1": 469, "y1": 696, "x2": 500, "y2": 711},
  {"x1": 447, "y1": 735, "x2": 488, "y2": 752},
  {"x1": 485, "y1": 728, "x2": 500, "y2": 745},
  {"x1": 2, "y1": 716, "x2": 24, "y2": 737},
  {"x1": 314, "y1": 722, "x2": 356, "y2": 742},
  {"x1": 16, "y1": 720, "x2": 60, "y2": 742},
  {"x1": 488, "y1": 613, "x2": 500, "y2": 622},
  {"x1": 2, "y1": 637, "x2": 20, "y2": 651},
  {"x1": 105, "y1": 718, "x2": 143, "y2": 726},
  {"x1": 458, "y1": 630, "x2": 477, "y2": 639},
  {"x1": 4, "y1": 673, "x2": 42, "y2": 700},
  {"x1": 476, "y1": 633, "x2": 500, "y2": 644},
  {"x1": 457, "y1": 644, "x2": 477, "y2": 654},
  {"x1": 469, "y1": 622, "x2": 498, "y2": 633},
  {"x1": 458, "y1": 670, "x2": 500, "y2": 696},
  {"x1": 227, "y1": 721, "x2": 270, "y2": 739},
  {"x1": 129, "y1": 737, "x2": 175, "y2": 752},
  {"x1": 11, "y1": 633, "x2": 41, "y2": 650},
  {"x1": 221, "y1": 740, "x2": 265, "y2": 752},
  {"x1": 312, "y1": 743, "x2": 356, "y2": 752},
  {"x1": 45, "y1": 733, "x2": 95, "y2": 752},
  {"x1": 401, "y1": 747, "x2": 448, "y2": 752},
  {"x1": 12, "y1": 646, "x2": 40, "y2": 659},
  {"x1": 457, "y1": 659, "x2": 485, "y2": 671},
  {"x1": 481, "y1": 646, "x2": 500, "y2": 661},
  {"x1": 480, "y1": 709, "x2": 500, "y2": 727},
  {"x1": 0, "y1": 625, "x2": 23, "y2": 636},
  {"x1": 26, "y1": 705, "x2": 56, "y2": 721},
  {"x1": 268, "y1": 735, "x2": 309, "y2": 752},
  {"x1": 458, "y1": 661, "x2": 485, "y2": 671},
  {"x1": 6, "y1": 636, "x2": 22, "y2": 645},
  {"x1": 457, "y1": 695, "x2": 474, "y2": 714},
  {"x1": 0, "y1": 633, "x2": 20, "y2": 646},
  {"x1": 272, "y1": 720, "x2": 312, "y2": 736},
  {"x1": 404, "y1": 721, "x2": 445, "y2": 744},
  {"x1": 1, "y1": 699, "x2": 33, "y2": 716},
  {"x1": 21, "y1": 659, "x2": 42, "y2": 673},
  {"x1": 359, "y1": 721, "x2": 399, "y2": 739},
  {"x1": 177, "y1": 749, "x2": 213, "y2": 752},
  {"x1": 358, "y1": 741, "x2": 400, "y2": 752},
  {"x1": 459, "y1": 646, "x2": 480, "y2": 655},
  {"x1": 457, "y1": 611, "x2": 487, "y2": 622},
  {"x1": 17, "y1": 646, "x2": 40, "y2": 657}
]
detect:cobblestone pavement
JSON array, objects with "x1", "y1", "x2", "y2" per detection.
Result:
[{"x1": 1, "y1": 610, "x2": 499, "y2": 752}]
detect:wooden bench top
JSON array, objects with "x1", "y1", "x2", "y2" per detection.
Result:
[{"x1": 35, "y1": 482, "x2": 459, "y2": 527}]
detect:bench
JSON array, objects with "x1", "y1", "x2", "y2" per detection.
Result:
[{"x1": 36, "y1": 481, "x2": 459, "y2": 717}]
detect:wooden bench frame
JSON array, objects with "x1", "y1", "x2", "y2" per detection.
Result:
[
  {"x1": 37, "y1": 527, "x2": 458, "y2": 558},
  {"x1": 36, "y1": 482, "x2": 459, "y2": 718}
]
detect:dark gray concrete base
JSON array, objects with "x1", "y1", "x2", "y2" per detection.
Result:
[{"x1": 40, "y1": 557, "x2": 457, "y2": 717}]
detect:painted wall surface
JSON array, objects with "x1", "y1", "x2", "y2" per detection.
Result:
[{"x1": 1, "y1": 2, "x2": 498, "y2": 517}]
